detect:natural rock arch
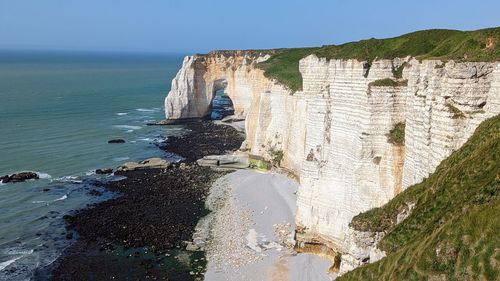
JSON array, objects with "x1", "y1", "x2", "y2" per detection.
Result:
[{"x1": 209, "y1": 79, "x2": 234, "y2": 120}]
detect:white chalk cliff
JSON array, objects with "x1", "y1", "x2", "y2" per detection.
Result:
[{"x1": 165, "y1": 51, "x2": 500, "y2": 273}]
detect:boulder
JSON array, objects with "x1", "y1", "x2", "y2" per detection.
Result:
[
  {"x1": 117, "y1": 158, "x2": 171, "y2": 172},
  {"x1": 95, "y1": 168, "x2": 113, "y2": 174},
  {"x1": 1, "y1": 172, "x2": 39, "y2": 183},
  {"x1": 108, "y1": 139, "x2": 125, "y2": 144},
  {"x1": 185, "y1": 241, "x2": 199, "y2": 251}
]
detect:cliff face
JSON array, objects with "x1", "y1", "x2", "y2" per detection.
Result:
[
  {"x1": 165, "y1": 52, "x2": 500, "y2": 272},
  {"x1": 165, "y1": 51, "x2": 275, "y2": 120}
]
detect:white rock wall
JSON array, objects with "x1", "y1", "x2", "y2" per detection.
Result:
[{"x1": 165, "y1": 52, "x2": 500, "y2": 273}]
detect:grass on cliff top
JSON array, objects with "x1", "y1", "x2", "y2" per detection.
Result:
[
  {"x1": 258, "y1": 27, "x2": 500, "y2": 91},
  {"x1": 339, "y1": 115, "x2": 500, "y2": 281}
]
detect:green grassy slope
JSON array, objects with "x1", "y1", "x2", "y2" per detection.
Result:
[
  {"x1": 338, "y1": 115, "x2": 500, "y2": 281},
  {"x1": 257, "y1": 27, "x2": 500, "y2": 91}
]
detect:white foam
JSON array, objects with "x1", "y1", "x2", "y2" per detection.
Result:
[
  {"x1": 137, "y1": 137, "x2": 152, "y2": 142},
  {"x1": 35, "y1": 172, "x2": 52, "y2": 180},
  {"x1": 113, "y1": 125, "x2": 142, "y2": 130},
  {"x1": 85, "y1": 170, "x2": 96, "y2": 176},
  {"x1": 53, "y1": 194, "x2": 68, "y2": 201},
  {"x1": 116, "y1": 112, "x2": 128, "y2": 116},
  {"x1": 113, "y1": 157, "x2": 130, "y2": 162},
  {"x1": 0, "y1": 249, "x2": 34, "y2": 271},
  {"x1": 4, "y1": 249, "x2": 34, "y2": 256},
  {"x1": 0, "y1": 257, "x2": 21, "y2": 271},
  {"x1": 136, "y1": 108, "x2": 159, "y2": 112},
  {"x1": 55, "y1": 175, "x2": 81, "y2": 183}
]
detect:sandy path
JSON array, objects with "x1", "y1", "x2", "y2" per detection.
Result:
[{"x1": 196, "y1": 170, "x2": 332, "y2": 281}]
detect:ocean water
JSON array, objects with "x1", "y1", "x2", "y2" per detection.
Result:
[{"x1": 0, "y1": 50, "x2": 184, "y2": 280}]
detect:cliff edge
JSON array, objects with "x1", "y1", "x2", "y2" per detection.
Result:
[{"x1": 164, "y1": 28, "x2": 500, "y2": 277}]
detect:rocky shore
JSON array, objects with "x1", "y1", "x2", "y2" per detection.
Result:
[
  {"x1": 39, "y1": 120, "x2": 244, "y2": 281},
  {"x1": 160, "y1": 120, "x2": 245, "y2": 163}
]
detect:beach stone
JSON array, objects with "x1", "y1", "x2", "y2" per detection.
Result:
[
  {"x1": 1, "y1": 172, "x2": 39, "y2": 183},
  {"x1": 108, "y1": 139, "x2": 125, "y2": 144},
  {"x1": 185, "y1": 241, "x2": 199, "y2": 251},
  {"x1": 95, "y1": 168, "x2": 113, "y2": 174},
  {"x1": 117, "y1": 158, "x2": 171, "y2": 172}
]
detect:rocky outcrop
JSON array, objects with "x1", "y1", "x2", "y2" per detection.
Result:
[
  {"x1": 165, "y1": 51, "x2": 274, "y2": 120},
  {"x1": 165, "y1": 51, "x2": 500, "y2": 273},
  {"x1": 1, "y1": 172, "x2": 39, "y2": 183},
  {"x1": 117, "y1": 158, "x2": 171, "y2": 172}
]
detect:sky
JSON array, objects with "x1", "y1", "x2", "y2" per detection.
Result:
[{"x1": 1, "y1": 0, "x2": 499, "y2": 54}]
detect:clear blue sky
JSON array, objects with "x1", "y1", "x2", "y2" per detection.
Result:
[{"x1": 1, "y1": 0, "x2": 499, "y2": 54}]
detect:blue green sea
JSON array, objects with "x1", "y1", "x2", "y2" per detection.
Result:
[{"x1": 0, "y1": 50, "x2": 184, "y2": 280}]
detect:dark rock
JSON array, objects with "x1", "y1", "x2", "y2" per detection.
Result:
[
  {"x1": 160, "y1": 120, "x2": 244, "y2": 163},
  {"x1": 1, "y1": 172, "x2": 39, "y2": 183},
  {"x1": 65, "y1": 233, "x2": 73, "y2": 240},
  {"x1": 88, "y1": 189, "x2": 103, "y2": 196},
  {"x1": 108, "y1": 139, "x2": 125, "y2": 144},
  {"x1": 49, "y1": 120, "x2": 244, "y2": 281},
  {"x1": 95, "y1": 168, "x2": 113, "y2": 174},
  {"x1": 43, "y1": 188, "x2": 51, "y2": 192}
]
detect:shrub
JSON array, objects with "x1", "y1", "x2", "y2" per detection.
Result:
[
  {"x1": 269, "y1": 149, "x2": 284, "y2": 167},
  {"x1": 387, "y1": 122, "x2": 405, "y2": 145},
  {"x1": 392, "y1": 62, "x2": 407, "y2": 79},
  {"x1": 446, "y1": 104, "x2": 466, "y2": 119}
]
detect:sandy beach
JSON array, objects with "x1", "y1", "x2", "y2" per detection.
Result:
[{"x1": 195, "y1": 170, "x2": 333, "y2": 281}]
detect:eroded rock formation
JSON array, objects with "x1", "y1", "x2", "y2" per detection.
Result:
[{"x1": 165, "y1": 51, "x2": 500, "y2": 273}]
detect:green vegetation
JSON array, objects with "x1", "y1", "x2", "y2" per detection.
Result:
[
  {"x1": 368, "y1": 78, "x2": 408, "y2": 88},
  {"x1": 269, "y1": 149, "x2": 284, "y2": 167},
  {"x1": 257, "y1": 27, "x2": 500, "y2": 91},
  {"x1": 447, "y1": 103, "x2": 466, "y2": 119},
  {"x1": 249, "y1": 155, "x2": 271, "y2": 170},
  {"x1": 340, "y1": 115, "x2": 500, "y2": 281},
  {"x1": 257, "y1": 48, "x2": 317, "y2": 92},
  {"x1": 387, "y1": 122, "x2": 406, "y2": 145},
  {"x1": 392, "y1": 62, "x2": 408, "y2": 78}
]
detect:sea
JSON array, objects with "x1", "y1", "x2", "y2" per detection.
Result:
[{"x1": 0, "y1": 50, "x2": 185, "y2": 280}]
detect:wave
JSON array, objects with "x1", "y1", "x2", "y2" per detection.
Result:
[
  {"x1": 0, "y1": 249, "x2": 34, "y2": 271},
  {"x1": 116, "y1": 112, "x2": 128, "y2": 116},
  {"x1": 0, "y1": 256, "x2": 22, "y2": 271},
  {"x1": 3, "y1": 249, "x2": 34, "y2": 256},
  {"x1": 36, "y1": 172, "x2": 52, "y2": 180},
  {"x1": 113, "y1": 156, "x2": 129, "y2": 162},
  {"x1": 136, "y1": 107, "x2": 161, "y2": 112},
  {"x1": 54, "y1": 175, "x2": 82, "y2": 184},
  {"x1": 113, "y1": 125, "x2": 142, "y2": 130},
  {"x1": 85, "y1": 170, "x2": 96, "y2": 176},
  {"x1": 32, "y1": 194, "x2": 68, "y2": 204},
  {"x1": 53, "y1": 194, "x2": 68, "y2": 201}
]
